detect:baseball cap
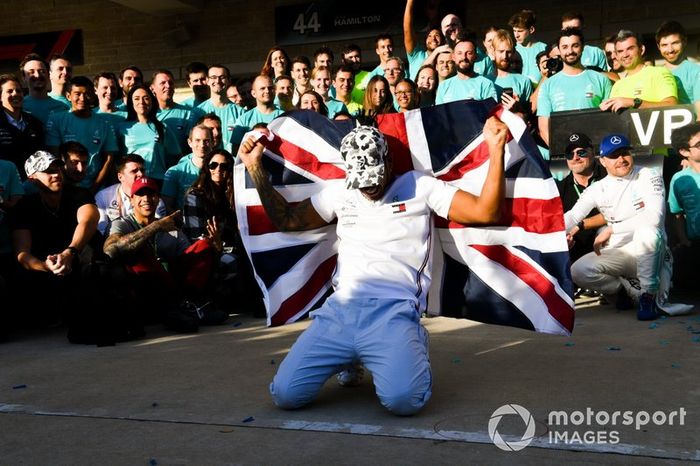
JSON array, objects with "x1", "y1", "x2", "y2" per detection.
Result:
[
  {"x1": 130, "y1": 177, "x2": 160, "y2": 196},
  {"x1": 340, "y1": 126, "x2": 388, "y2": 190},
  {"x1": 24, "y1": 150, "x2": 64, "y2": 177},
  {"x1": 600, "y1": 134, "x2": 633, "y2": 157},
  {"x1": 564, "y1": 132, "x2": 593, "y2": 155}
]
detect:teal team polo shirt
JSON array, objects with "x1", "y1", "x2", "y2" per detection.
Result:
[
  {"x1": 435, "y1": 75, "x2": 498, "y2": 105},
  {"x1": 157, "y1": 103, "x2": 203, "y2": 154},
  {"x1": 23, "y1": 96, "x2": 69, "y2": 126},
  {"x1": 117, "y1": 121, "x2": 181, "y2": 180},
  {"x1": 669, "y1": 60, "x2": 700, "y2": 105},
  {"x1": 46, "y1": 111, "x2": 119, "y2": 188},
  {"x1": 492, "y1": 73, "x2": 533, "y2": 102},
  {"x1": 536, "y1": 70, "x2": 612, "y2": 117},
  {"x1": 231, "y1": 107, "x2": 284, "y2": 146},
  {"x1": 162, "y1": 153, "x2": 202, "y2": 209},
  {"x1": 581, "y1": 45, "x2": 608, "y2": 70},
  {"x1": 669, "y1": 168, "x2": 700, "y2": 240},
  {"x1": 0, "y1": 160, "x2": 24, "y2": 254},
  {"x1": 197, "y1": 99, "x2": 244, "y2": 152},
  {"x1": 516, "y1": 41, "x2": 547, "y2": 84}
]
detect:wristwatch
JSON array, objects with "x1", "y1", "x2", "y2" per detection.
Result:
[
  {"x1": 577, "y1": 220, "x2": 585, "y2": 231},
  {"x1": 632, "y1": 98, "x2": 642, "y2": 109},
  {"x1": 65, "y1": 246, "x2": 79, "y2": 256}
]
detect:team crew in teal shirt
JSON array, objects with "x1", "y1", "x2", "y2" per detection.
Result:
[
  {"x1": 536, "y1": 28, "x2": 612, "y2": 146},
  {"x1": 655, "y1": 21, "x2": 700, "y2": 113},
  {"x1": 435, "y1": 40, "x2": 498, "y2": 105},
  {"x1": 151, "y1": 70, "x2": 204, "y2": 154},
  {"x1": 46, "y1": 77, "x2": 119, "y2": 189},
  {"x1": 161, "y1": 124, "x2": 214, "y2": 211},
  {"x1": 197, "y1": 65, "x2": 245, "y2": 153},
  {"x1": 403, "y1": 0, "x2": 445, "y2": 80},
  {"x1": 509, "y1": 9, "x2": 547, "y2": 85},
  {"x1": 230, "y1": 76, "x2": 283, "y2": 147},
  {"x1": 117, "y1": 85, "x2": 181, "y2": 181}
]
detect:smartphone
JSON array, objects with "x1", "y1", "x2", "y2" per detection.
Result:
[{"x1": 503, "y1": 88, "x2": 514, "y2": 98}]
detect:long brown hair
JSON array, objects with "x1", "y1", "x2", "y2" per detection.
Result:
[
  {"x1": 188, "y1": 149, "x2": 234, "y2": 213},
  {"x1": 261, "y1": 46, "x2": 291, "y2": 79},
  {"x1": 363, "y1": 75, "x2": 395, "y2": 115}
]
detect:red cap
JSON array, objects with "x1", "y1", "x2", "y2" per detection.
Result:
[{"x1": 130, "y1": 177, "x2": 160, "y2": 196}]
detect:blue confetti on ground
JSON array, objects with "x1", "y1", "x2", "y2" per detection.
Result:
[
  {"x1": 233, "y1": 322, "x2": 242, "y2": 327},
  {"x1": 648, "y1": 323, "x2": 658, "y2": 329},
  {"x1": 659, "y1": 340, "x2": 669, "y2": 346},
  {"x1": 607, "y1": 346, "x2": 621, "y2": 351},
  {"x1": 565, "y1": 342, "x2": 575, "y2": 347},
  {"x1": 12, "y1": 384, "x2": 27, "y2": 389},
  {"x1": 243, "y1": 416, "x2": 255, "y2": 423},
  {"x1": 452, "y1": 358, "x2": 462, "y2": 363},
  {"x1": 660, "y1": 316, "x2": 668, "y2": 320},
  {"x1": 692, "y1": 336, "x2": 700, "y2": 343},
  {"x1": 671, "y1": 364, "x2": 681, "y2": 369}
]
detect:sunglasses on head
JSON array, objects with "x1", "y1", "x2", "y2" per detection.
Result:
[
  {"x1": 565, "y1": 148, "x2": 591, "y2": 160},
  {"x1": 208, "y1": 161, "x2": 231, "y2": 171}
]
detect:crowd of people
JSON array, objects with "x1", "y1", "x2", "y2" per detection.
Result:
[{"x1": 0, "y1": 5, "x2": 699, "y2": 350}]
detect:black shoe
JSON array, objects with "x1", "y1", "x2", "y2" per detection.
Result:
[
  {"x1": 615, "y1": 290, "x2": 634, "y2": 310},
  {"x1": 198, "y1": 302, "x2": 229, "y2": 325},
  {"x1": 164, "y1": 302, "x2": 200, "y2": 333}
]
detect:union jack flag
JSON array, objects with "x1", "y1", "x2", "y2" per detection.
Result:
[{"x1": 233, "y1": 100, "x2": 575, "y2": 335}]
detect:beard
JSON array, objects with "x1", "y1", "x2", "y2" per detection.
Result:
[
  {"x1": 563, "y1": 54, "x2": 580, "y2": 66},
  {"x1": 456, "y1": 61, "x2": 473, "y2": 76},
  {"x1": 495, "y1": 59, "x2": 510, "y2": 72}
]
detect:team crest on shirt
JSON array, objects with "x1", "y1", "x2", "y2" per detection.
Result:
[{"x1": 634, "y1": 199, "x2": 645, "y2": 210}]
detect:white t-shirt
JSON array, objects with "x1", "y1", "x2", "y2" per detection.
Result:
[
  {"x1": 564, "y1": 166, "x2": 665, "y2": 249},
  {"x1": 311, "y1": 171, "x2": 458, "y2": 308}
]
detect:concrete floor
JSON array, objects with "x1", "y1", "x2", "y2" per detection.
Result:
[{"x1": 1, "y1": 293, "x2": 699, "y2": 465}]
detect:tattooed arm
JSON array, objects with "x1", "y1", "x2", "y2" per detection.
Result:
[
  {"x1": 103, "y1": 211, "x2": 182, "y2": 259},
  {"x1": 238, "y1": 134, "x2": 329, "y2": 232}
]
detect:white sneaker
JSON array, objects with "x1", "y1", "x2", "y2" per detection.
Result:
[{"x1": 336, "y1": 362, "x2": 365, "y2": 387}]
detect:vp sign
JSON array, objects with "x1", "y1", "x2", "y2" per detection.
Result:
[{"x1": 630, "y1": 107, "x2": 695, "y2": 146}]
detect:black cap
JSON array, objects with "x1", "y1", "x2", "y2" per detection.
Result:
[{"x1": 564, "y1": 132, "x2": 593, "y2": 155}]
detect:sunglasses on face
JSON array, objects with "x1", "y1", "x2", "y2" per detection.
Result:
[
  {"x1": 603, "y1": 151, "x2": 631, "y2": 160},
  {"x1": 565, "y1": 148, "x2": 591, "y2": 160},
  {"x1": 208, "y1": 161, "x2": 231, "y2": 171}
]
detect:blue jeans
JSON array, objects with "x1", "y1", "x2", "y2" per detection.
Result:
[{"x1": 270, "y1": 297, "x2": 432, "y2": 415}]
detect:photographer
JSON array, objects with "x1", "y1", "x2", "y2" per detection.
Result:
[{"x1": 536, "y1": 28, "x2": 613, "y2": 145}]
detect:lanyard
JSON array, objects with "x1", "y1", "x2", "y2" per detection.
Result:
[{"x1": 573, "y1": 178, "x2": 595, "y2": 198}]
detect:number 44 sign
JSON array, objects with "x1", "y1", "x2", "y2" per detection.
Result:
[
  {"x1": 293, "y1": 11, "x2": 321, "y2": 35},
  {"x1": 275, "y1": 1, "x2": 401, "y2": 46}
]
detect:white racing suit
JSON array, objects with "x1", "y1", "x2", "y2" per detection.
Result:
[{"x1": 564, "y1": 165, "x2": 692, "y2": 314}]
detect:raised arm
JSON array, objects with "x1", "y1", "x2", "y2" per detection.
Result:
[
  {"x1": 237, "y1": 134, "x2": 329, "y2": 232},
  {"x1": 447, "y1": 116, "x2": 508, "y2": 224},
  {"x1": 403, "y1": 0, "x2": 417, "y2": 55}
]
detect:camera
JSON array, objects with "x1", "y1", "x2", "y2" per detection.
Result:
[{"x1": 546, "y1": 57, "x2": 563, "y2": 77}]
